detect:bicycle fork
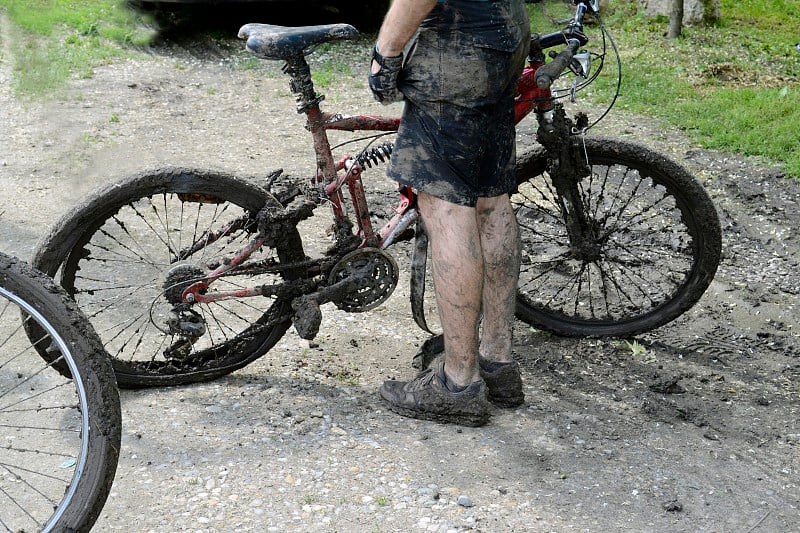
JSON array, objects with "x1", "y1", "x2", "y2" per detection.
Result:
[{"x1": 536, "y1": 105, "x2": 601, "y2": 260}]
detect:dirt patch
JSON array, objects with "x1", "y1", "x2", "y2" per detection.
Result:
[
  {"x1": 1, "y1": 25, "x2": 798, "y2": 532},
  {"x1": 697, "y1": 62, "x2": 794, "y2": 88}
]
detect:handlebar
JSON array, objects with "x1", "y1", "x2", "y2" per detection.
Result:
[
  {"x1": 530, "y1": 0, "x2": 597, "y2": 89},
  {"x1": 535, "y1": 39, "x2": 582, "y2": 89}
]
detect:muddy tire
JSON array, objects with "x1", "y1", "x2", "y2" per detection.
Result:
[
  {"x1": 31, "y1": 168, "x2": 305, "y2": 388},
  {"x1": 513, "y1": 137, "x2": 722, "y2": 337},
  {"x1": 1, "y1": 253, "x2": 121, "y2": 532}
]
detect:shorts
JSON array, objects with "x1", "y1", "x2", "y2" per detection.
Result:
[{"x1": 386, "y1": 1, "x2": 530, "y2": 207}]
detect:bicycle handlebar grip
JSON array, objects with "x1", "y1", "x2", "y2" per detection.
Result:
[{"x1": 535, "y1": 46, "x2": 576, "y2": 89}]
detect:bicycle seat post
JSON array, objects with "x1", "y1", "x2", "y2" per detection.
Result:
[{"x1": 282, "y1": 55, "x2": 338, "y2": 191}]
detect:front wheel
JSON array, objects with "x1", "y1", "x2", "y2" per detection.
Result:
[
  {"x1": 32, "y1": 168, "x2": 306, "y2": 388},
  {"x1": 512, "y1": 137, "x2": 721, "y2": 337},
  {"x1": 1, "y1": 253, "x2": 121, "y2": 532}
]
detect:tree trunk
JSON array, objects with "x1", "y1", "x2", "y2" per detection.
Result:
[{"x1": 668, "y1": 0, "x2": 685, "y2": 38}]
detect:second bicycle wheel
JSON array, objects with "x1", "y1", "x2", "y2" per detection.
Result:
[
  {"x1": 1, "y1": 252, "x2": 121, "y2": 532},
  {"x1": 32, "y1": 168, "x2": 305, "y2": 388},
  {"x1": 512, "y1": 137, "x2": 721, "y2": 337}
]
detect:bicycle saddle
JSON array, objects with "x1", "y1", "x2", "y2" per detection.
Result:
[{"x1": 238, "y1": 23, "x2": 359, "y2": 60}]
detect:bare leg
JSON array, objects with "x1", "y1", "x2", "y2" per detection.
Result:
[
  {"x1": 476, "y1": 194, "x2": 520, "y2": 363},
  {"x1": 417, "y1": 192, "x2": 483, "y2": 388}
]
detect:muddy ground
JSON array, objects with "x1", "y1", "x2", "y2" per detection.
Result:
[{"x1": 1, "y1": 13, "x2": 798, "y2": 533}]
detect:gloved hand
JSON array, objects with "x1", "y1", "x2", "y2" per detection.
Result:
[{"x1": 368, "y1": 44, "x2": 404, "y2": 104}]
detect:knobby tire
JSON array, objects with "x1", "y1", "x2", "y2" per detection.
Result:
[
  {"x1": 0, "y1": 253, "x2": 121, "y2": 532},
  {"x1": 31, "y1": 168, "x2": 305, "y2": 388},
  {"x1": 513, "y1": 136, "x2": 722, "y2": 337}
]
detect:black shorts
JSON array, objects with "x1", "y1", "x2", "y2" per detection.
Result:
[{"x1": 386, "y1": 1, "x2": 530, "y2": 207}]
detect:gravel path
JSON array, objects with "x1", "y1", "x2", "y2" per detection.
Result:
[{"x1": 1, "y1": 27, "x2": 798, "y2": 532}]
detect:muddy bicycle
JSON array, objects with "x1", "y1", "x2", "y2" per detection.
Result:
[
  {"x1": 30, "y1": 0, "x2": 721, "y2": 388},
  {"x1": 1, "y1": 252, "x2": 120, "y2": 532}
]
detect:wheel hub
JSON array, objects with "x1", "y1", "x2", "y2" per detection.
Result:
[{"x1": 163, "y1": 264, "x2": 206, "y2": 305}]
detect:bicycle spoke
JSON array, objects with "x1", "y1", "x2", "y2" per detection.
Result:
[
  {"x1": 44, "y1": 171, "x2": 303, "y2": 386},
  {"x1": 514, "y1": 137, "x2": 716, "y2": 334}
]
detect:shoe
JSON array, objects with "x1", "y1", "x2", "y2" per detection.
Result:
[
  {"x1": 380, "y1": 363, "x2": 491, "y2": 427},
  {"x1": 479, "y1": 357, "x2": 524, "y2": 408}
]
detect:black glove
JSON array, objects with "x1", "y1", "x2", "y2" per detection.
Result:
[{"x1": 369, "y1": 44, "x2": 404, "y2": 104}]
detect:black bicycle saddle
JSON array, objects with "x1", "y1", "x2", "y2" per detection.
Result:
[{"x1": 238, "y1": 23, "x2": 359, "y2": 60}]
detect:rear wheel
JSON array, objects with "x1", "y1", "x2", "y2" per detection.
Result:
[
  {"x1": 1, "y1": 253, "x2": 120, "y2": 532},
  {"x1": 512, "y1": 137, "x2": 721, "y2": 337},
  {"x1": 32, "y1": 168, "x2": 306, "y2": 388}
]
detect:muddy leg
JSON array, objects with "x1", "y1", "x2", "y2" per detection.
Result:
[
  {"x1": 417, "y1": 192, "x2": 482, "y2": 388},
  {"x1": 477, "y1": 194, "x2": 520, "y2": 362}
]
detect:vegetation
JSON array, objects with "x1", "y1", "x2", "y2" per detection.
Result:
[
  {"x1": 0, "y1": 0, "x2": 154, "y2": 96},
  {"x1": 528, "y1": 0, "x2": 799, "y2": 176},
  {"x1": 0, "y1": 0, "x2": 797, "y2": 175}
]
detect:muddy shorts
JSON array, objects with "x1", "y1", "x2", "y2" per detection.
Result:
[{"x1": 386, "y1": 0, "x2": 530, "y2": 207}]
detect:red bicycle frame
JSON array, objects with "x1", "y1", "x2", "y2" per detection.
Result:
[
  {"x1": 184, "y1": 58, "x2": 550, "y2": 305},
  {"x1": 310, "y1": 59, "x2": 550, "y2": 247}
]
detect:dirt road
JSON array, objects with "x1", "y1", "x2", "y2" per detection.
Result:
[{"x1": 1, "y1": 29, "x2": 798, "y2": 532}]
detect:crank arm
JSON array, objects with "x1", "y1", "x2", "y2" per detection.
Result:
[{"x1": 290, "y1": 263, "x2": 374, "y2": 340}]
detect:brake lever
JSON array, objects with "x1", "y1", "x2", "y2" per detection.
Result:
[{"x1": 569, "y1": 50, "x2": 591, "y2": 102}]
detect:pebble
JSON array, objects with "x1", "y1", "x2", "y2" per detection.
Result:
[{"x1": 456, "y1": 495, "x2": 474, "y2": 508}]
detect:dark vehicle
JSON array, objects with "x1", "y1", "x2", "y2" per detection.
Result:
[{"x1": 131, "y1": 0, "x2": 390, "y2": 29}]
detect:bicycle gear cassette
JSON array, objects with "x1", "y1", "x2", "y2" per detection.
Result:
[
  {"x1": 328, "y1": 248, "x2": 399, "y2": 312},
  {"x1": 163, "y1": 264, "x2": 206, "y2": 305}
]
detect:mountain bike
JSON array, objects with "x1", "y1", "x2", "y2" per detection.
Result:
[
  {"x1": 0, "y1": 252, "x2": 121, "y2": 532},
  {"x1": 30, "y1": 0, "x2": 721, "y2": 388}
]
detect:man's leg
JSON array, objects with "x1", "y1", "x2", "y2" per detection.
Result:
[
  {"x1": 417, "y1": 191, "x2": 483, "y2": 388},
  {"x1": 476, "y1": 194, "x2": 520, "y2": 363},
  {"x1": 379, "y1": 192, "x2": 491, "y2": 426}
]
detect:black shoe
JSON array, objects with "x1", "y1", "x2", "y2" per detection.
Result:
[
  {"x1": 479, "y1": 357, "x2": 525, "y2": 408},
  {"x1": 380, "y1": 364, "x2": 491, "y2": 427}
]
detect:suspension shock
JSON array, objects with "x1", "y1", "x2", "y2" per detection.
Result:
[{"x1": 355, "y1": 143, "x2": 394, "y2": 169}]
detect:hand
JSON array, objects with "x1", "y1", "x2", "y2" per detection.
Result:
[{"x1": 368, "y1": 44, "x2": 404, "y2": 104}]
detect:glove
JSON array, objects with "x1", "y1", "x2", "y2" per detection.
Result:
[{"x1": 368, "y1": 43, "x2": 404, "y2": 104}]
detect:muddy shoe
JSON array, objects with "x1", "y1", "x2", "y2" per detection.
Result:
[
  {"x1": 479, "y1": 358, "x2": 524, "y2": 408},
  {"x1": 380, "y1": 365, "x2": 491, "y2": 427}
]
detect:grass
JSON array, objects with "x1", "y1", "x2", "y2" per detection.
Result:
[
  {"x1": 0, "y1": 0, "x2": 155, "y2": 96},
  {"x1": 310, "y1": 43, "x2": 355, "y2": 88},
  {"x1": 2, "y1": 0, "x2": 798, "y2": 175},
  {"x1": 527, "y1": 0, "x2": 800, "y2": 176}
]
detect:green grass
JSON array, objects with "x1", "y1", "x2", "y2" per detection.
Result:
[
  {"x1": 311, "y1": 48, "x2": 354, "y2": 89},
  {"x1": 0, "y1": 0, "x2": 154, "y2": 96},
  {"x1": 528, "y1": 0, "x2": 800, "y2": 176}
]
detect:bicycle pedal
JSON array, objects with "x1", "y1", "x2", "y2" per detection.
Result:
[{"x1": 291, "y1": 295, "x2": 322, "y2": 340}]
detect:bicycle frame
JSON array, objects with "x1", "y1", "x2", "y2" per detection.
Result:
[
  {"x1": 184, "y1": 64, "x2": 550, "y2": 306},
  {"x1": 185, "y1": 0, "x2": 593, "y2": 305},
  {"x1": 311, "y1": 62, "x2": 553, "y2": 244}
]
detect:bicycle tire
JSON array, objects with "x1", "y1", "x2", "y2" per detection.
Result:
[
  {"x1": 31, "y1": 168, "x2": 305, "y2": 388},
  {"x1": 1, "y1": 252, "x2": 121, "y2": 532},
  {"x1": 513, "y1": 137, "x2": 721, "y2": 337}
]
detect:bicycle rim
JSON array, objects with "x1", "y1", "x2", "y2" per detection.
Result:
[
  {"x1": 49, "y1": 169, "x2": 303, "y2": 388},
  {"x1": 0, "y1": 255, "x2": 120, "y2": 532},
  {"x1": 513, "y1": 137, "x2": 721, "y2": 337}
]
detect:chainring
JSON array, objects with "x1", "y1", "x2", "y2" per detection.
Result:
[{"x1": 328, "y1": 248, "x2": 399, "y2": 312}]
